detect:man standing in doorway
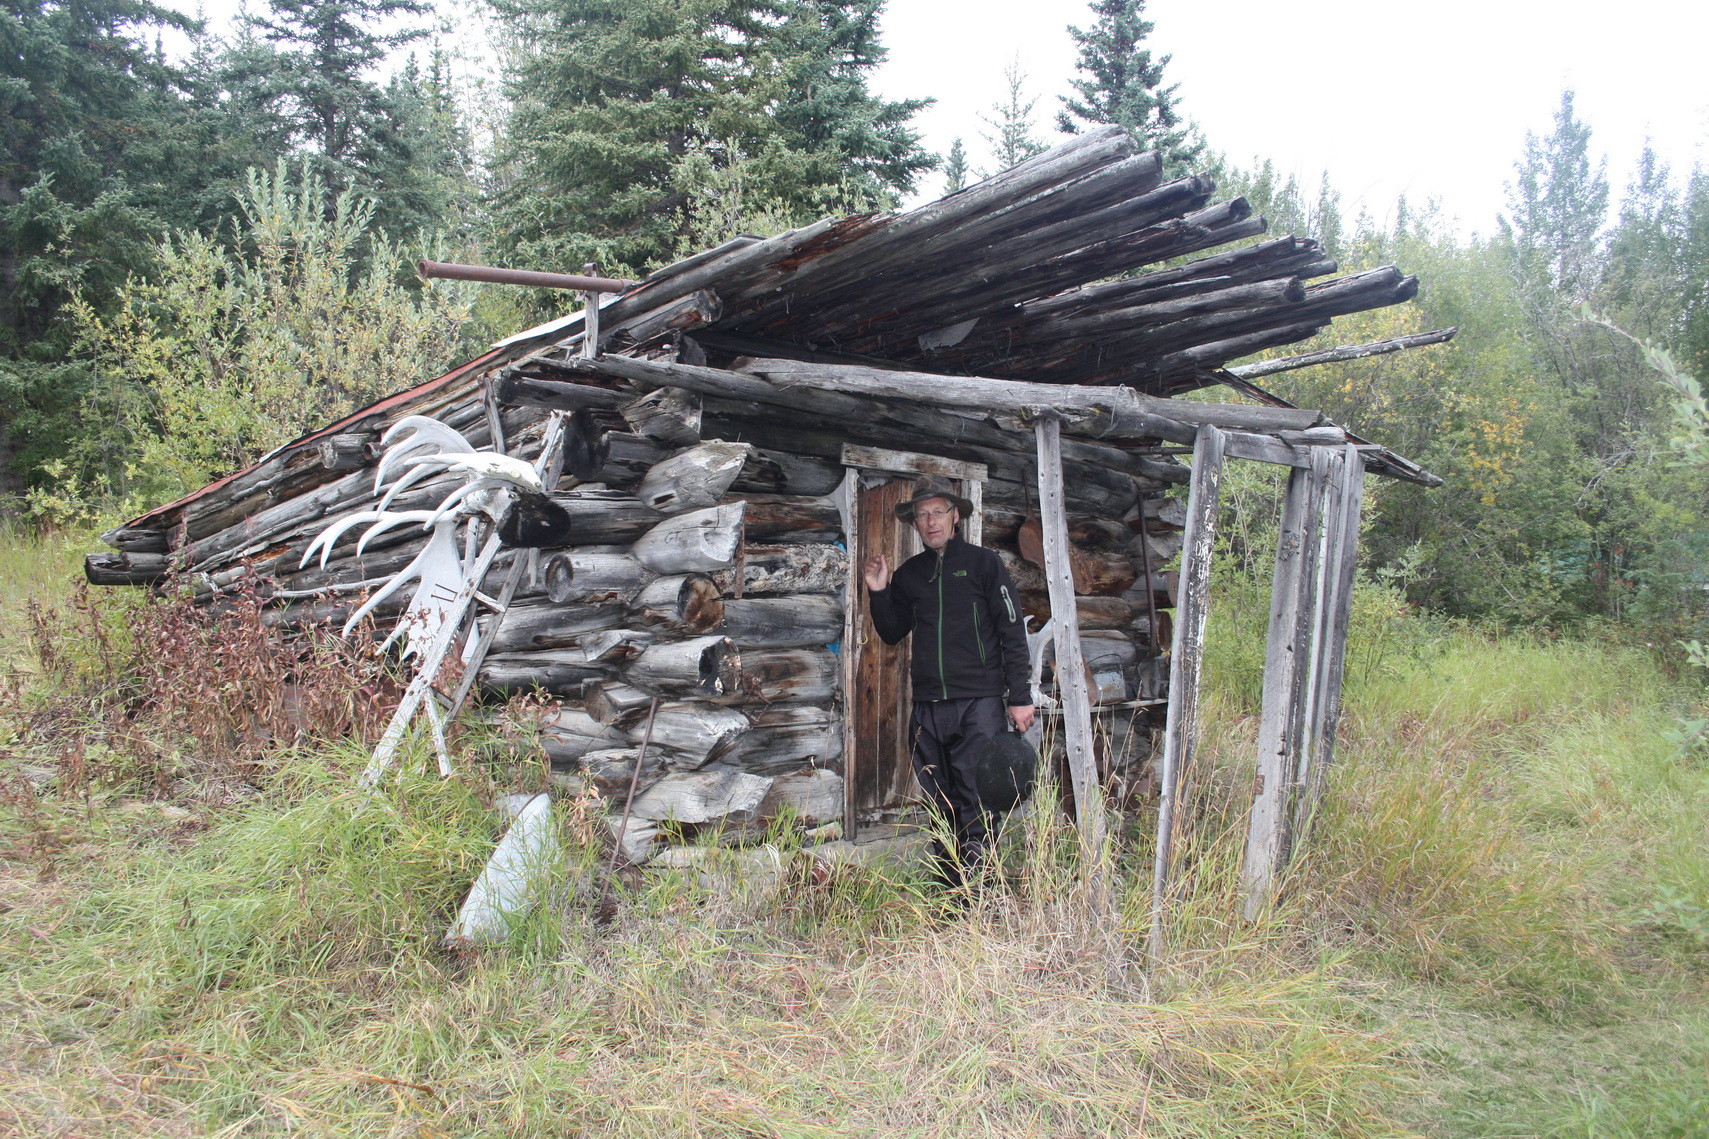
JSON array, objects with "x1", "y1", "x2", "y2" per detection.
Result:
[{"x1": 863, "y1": 476, "x2": 1035, "y2": 888}]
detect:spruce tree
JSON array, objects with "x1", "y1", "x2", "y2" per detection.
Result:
[
  {"x1": 942, "y1": 137, "x2": 969, "y2": 193},
  {"x1": 0, "y1": 0, "x2": 203, "y2": 494},
  {"x1": 487, "y1": 0, "x2": 930, "y2": 278},
  {"x1": 1057, "y1": 0, "x2": 1198, "y2": 173},
  {"x1": 235, "y1": 0, "x2": 442, "y2": 233},
  {"x1": 770, "y1": 1, "x2": 933, "y2": 203},
  {"x1": 979, "y1": 59, "x2": 1045, "y2": 172}
]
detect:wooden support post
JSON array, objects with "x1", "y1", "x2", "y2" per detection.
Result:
[
  {"x1": 837, "y1": 467, "x2": 861, "y2": 842},
  {"x1": 1293, "y1": 445, "x2": 1366, "y2": 836},
  {"x1": 1034, "y1": 415, "x2": 1103, "y2": 861},
  {"x1": 1148, "y1": 424, "x2": 1226, "y2": 956},
  {"x1": 581, "y1": 262, "x2": 601, "y2": 358},
  {"x1": 1241, "y1": 448, "x2": 1330, "y2": 920},
  {"x1": 1290, "y1": 449, "x2": 1346, "y2": 820}
]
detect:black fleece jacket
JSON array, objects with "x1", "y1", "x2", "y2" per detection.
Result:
[{"x1": 868, "y1": 536, "x2": 1032, "y2": 706}]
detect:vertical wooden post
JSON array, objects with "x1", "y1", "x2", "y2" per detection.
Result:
[
  {"x1": 1293, "y1": 445, "x2": 1366, "y2": 836},
  {"x1": 580, "y1": 262, "x2": 601, "y2": 359},
  {"x1": 1034, "y1": 415, "x2": 1103, "y2": 858},
  {"x1": 964, "y1": 478, "x2": 984, "y2": 547},
  {"x1": 837, "y1": 467, "x2": 862, "y2": 841},
  {"x1": 1149, "y1": 424, "x2": 1226, "y2": 955},
  {"x1": 1241, "y1": 448, "x2": 1329, "y2": 919},
  {"x1": 1290, "y1": 449, "x2": 1347, "y2": 809}
]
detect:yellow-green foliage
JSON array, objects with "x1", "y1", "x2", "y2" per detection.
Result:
[{"x1": 68, "y1": 164, "x2": 479, "y2": 509}]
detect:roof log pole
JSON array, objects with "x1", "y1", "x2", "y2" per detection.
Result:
[
  {"x1": 1225, "y1": 327, "x2": 1460, "y2": 381},
  {"x1": 1149, "y1": 424, "x2": 1226, "y2": 962}
]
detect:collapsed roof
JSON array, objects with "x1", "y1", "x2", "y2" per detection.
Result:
[
  {"x1": 504, "y1": 124, "x2": 1430, "y2": 396},
  {"x1": 117, "y1": 126, "x2": 1449, "y2": 539}
]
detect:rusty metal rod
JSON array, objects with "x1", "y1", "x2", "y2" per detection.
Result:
[{"x1": 418, "y1": 259, "x2": 638, "y2": 293}]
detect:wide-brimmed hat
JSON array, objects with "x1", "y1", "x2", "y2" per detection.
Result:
[{"x1": 894, "y1": 475, "x2": 975, "y2": 522}]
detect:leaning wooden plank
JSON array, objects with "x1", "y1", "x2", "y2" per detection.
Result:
[
  {"x1": 1148, "y1": 424, "x2": 1226, "y2": 956},
  {"x1": 1295, "y1": 446, "x2": 1367, "y2": 834},
  {"x1": 1035, "y1": 415, "x2": 1103, "y2": 858},
  {"x1": 443, "y1": 793, "x2": 559, "y2": 947},
  {"x1": 360, "y1": 531, "x2": 511, "y2": 787},
  {"x1": 1286, "y1": 448, "x2": 1346, "y2": 853},
  {"x1": 1241, "y1": 450, "x2": 1328, "y2": 921}
]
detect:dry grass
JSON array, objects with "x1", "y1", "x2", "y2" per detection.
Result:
[{"x1": 2, "y1": 529, "x2": 1706, "y2": 1136}]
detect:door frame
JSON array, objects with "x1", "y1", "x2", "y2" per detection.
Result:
[{"x1": 839, "y1": 444, "x2": 989, "y2": 838}]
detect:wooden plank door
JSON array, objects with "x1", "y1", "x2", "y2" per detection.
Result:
[{"x1": 849, "y1": 476, "x2": 921, "y2": 816}]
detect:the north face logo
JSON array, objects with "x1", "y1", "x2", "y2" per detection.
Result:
[{"x1": 953, "y1": 569, "x2": 968, "y2": 577}]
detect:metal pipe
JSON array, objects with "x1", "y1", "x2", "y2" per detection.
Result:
[{"x1": 418, "y1": 259, "x2": 638, "y2": 293}]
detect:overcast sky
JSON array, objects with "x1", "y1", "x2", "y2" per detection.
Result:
[{"x1": 873, "y1": 0, "x2": 1709, "y2": 235}]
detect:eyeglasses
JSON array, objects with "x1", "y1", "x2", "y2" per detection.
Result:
[{"x1": 914, "y1": 508, "x2": 957, "y2": 523}]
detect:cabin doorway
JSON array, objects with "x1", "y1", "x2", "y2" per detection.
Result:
[{"x1": 840, "y1": 446, "x2": 988, "y2": 836}]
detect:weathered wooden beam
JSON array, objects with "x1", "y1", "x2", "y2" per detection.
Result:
[
  {"x1": 1149, "y1": 424, "x2": 1226, "y2": 957},
  {"x1": 738, "y1": 357, "x2": 1324, "y2": 436},
  {"x1": 318, "y1": 433, "x2": 374, "y2": 470},
  {"x1": 718, "y1": 595, "x2": 843, "y2": 649},
  {"x1": 632, "y1": 574, "x2": 724, "y2": 635},
  {"x1": 492, "y1": 373, "x2": 626, "y2": 413},
  {"x1": 1226, "y1": 327, "x2": 1459, "y2": 380},
  {"x1": 99, "y1": 525, "x2": 170, "y2": 554},
  {"x1": 632, "y1": 501, "x2": 745, "y2": 573},
  {"x1": 1036, "y1": 415, "x2": 1102, "y2": 859},
  {"x1": 621, "y1": 386, "x2": 702, "y2": 446},
  {"x1": 637, "y1": 441, "x2": 754, "y2": 514},
  {"x1": 84, "y1": 551, "x2": 170, "y2": 586},
  {"x1": 1294, "y1": 446, "x2": 1366, "y2": 835},
  {"x1": 624, "y1": 635, "x2": 741, "y2": 697},
  {"x1": 1241, "y1": 449, "x2": 1329, "y2": 920}
]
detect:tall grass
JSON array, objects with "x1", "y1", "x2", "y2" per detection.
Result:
[{"x1": 2, "y1": 528, "x2": 1706, "y2": 1135}]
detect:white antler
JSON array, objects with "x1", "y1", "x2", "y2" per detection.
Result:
[
  {"x1": 374, "y1": 416, "x2": 475, "y2": 493},
  {"x1": 304, "y1": 411, "x2": 553, "y2": 662},
  {"x1": 342, "y1": 518, "x2": 466, "y2": 657}
]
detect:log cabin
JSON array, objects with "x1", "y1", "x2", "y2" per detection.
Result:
[{"x1": 85, "y1": 127, "x2": 1450, "y2": 924}]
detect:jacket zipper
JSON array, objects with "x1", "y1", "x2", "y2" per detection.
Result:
[
  {"x1": 973, "y1": 600, "x2": 986, "y2": 666},
  {"x1": 999, "y1": 584, "x2": 1017, "y2": 623}
]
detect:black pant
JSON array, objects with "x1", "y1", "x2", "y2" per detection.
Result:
[{"x1": 912, "y1": 695, "x2": 1008, "y2": 881}]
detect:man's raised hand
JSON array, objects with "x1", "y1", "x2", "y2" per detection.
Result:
[{"x1": 862, "y1": 554, "x2": 891, "y2": 591}]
